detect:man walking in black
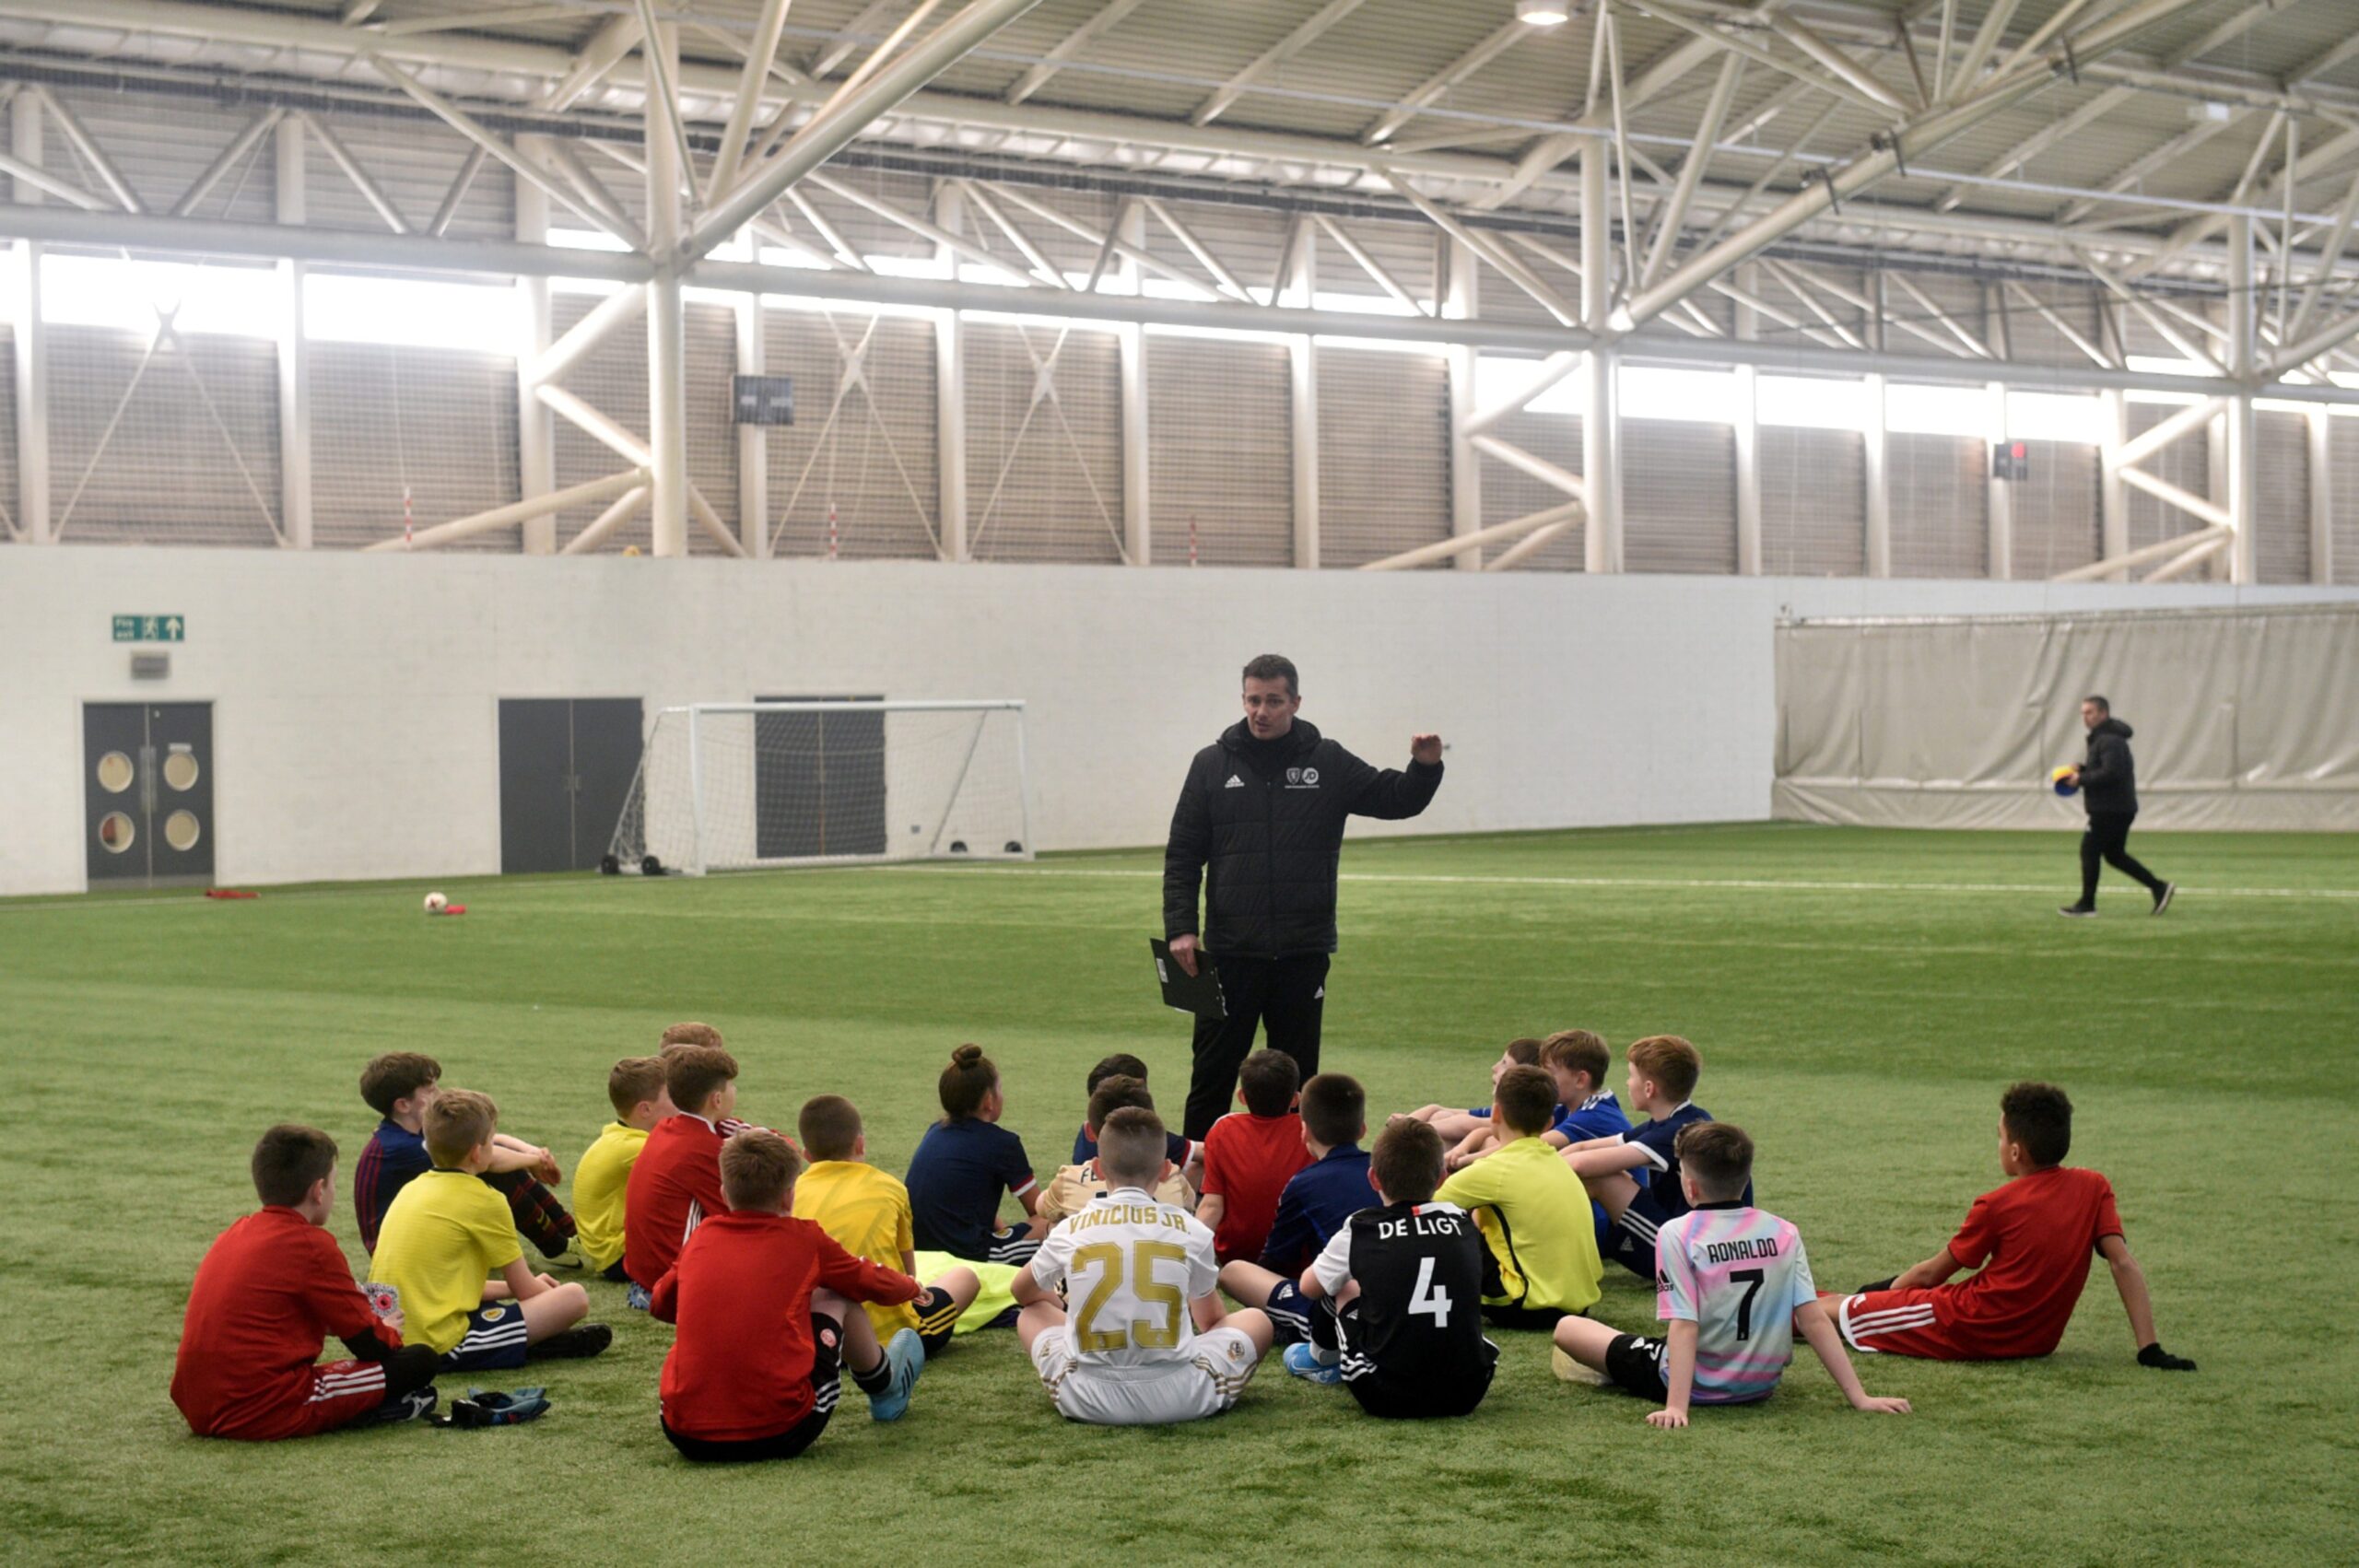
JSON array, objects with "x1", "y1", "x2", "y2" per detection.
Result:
[
  {"x1": 1164, "y1": 654, "x2": 1444, "y2": 1140},
  {"x1": 2060, "y1": 695, "x2": 2176, "y2": 919}
]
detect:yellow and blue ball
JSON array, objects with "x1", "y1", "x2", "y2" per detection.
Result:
[{"x1": 2050, "y1": 766, "x2": 2079, "y2": 798}]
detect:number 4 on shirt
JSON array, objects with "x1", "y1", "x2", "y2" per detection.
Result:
[{"x1": 1408, "y1": 1256, "x2": 1453, "y2": 1327}]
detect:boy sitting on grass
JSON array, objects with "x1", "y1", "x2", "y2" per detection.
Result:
[
  {"x1": 173, "y1": 1125, "x2": 440, "y2": 1438},
  {"x1": 1070, "y1": 1052, "x2": 1201, "y2": 1183},
  {"x1": 660, "y1": 1024, "x2": 766, "y2": 1138},
  {"x1": 353, "y1": 1051, "x2": 575, "y2": 1262},
  {"x1": 1564, "y1": 1036, "x2": 1742, "y2": 1281},
  {"x1": 1216, "y1": 1073, "x2": 1370, "y2": 1343},
  {"x1": 1435, "y1": 1064, "x2": 1602, "y2": 1328},
  {"x1": 1834, "y1": 1082, "x2": 2194, "y2": 1371},
  {"x1": 655, "y1": 1129, "x2": 926, "y2": 1460},
  {"x1": 573, "y1": 1057, "x2": 672, "y2": 1283},
  {"x1": 1444, "y1": 1030, "x2": 1627, "y2": 1169},
  {"x1": 1285, "y1": 1119, "x2": 1497, "y2": 1420},
  {"x1": 1197, "y1": 1049, "x2": 1312, "y2": 1267},
  {"x1": 625, "y1": 1045, "x2": 741, "y2": 1293},
  {"x1": 793, "y1": 1094, "x2": 980, "y2": 1358},
  {"x1": 1014, "y1": 1107, "x2": 1271, "y2": 1426},
  {"x1": 1038, "y1": 1075, "x2": 1197, "y2": 1227},
  {"x1": 1407, "y1": 1037, "x2": 1543, "y2": 1146},
  {"x1": 369, "y1": 1090, "x2": 610, "y2": 1370},
  {"x1": 1553, "y1": 1122, "x2": 1910, "y2": 1427}
]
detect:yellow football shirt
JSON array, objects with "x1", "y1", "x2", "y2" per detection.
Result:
[
  {"x1": 571, "y1": 1122, "x2": 647, "y2": 1272},
  {"x1": 793, "y1": 1160, "x2": 921, "y2": 1338},
  {"x1": 367, "y1": 1169, "x2": 522, "y2": 1354},
  {"x1": 1435, "y1": 1135, "x2": 1602, "y2": 1316}
]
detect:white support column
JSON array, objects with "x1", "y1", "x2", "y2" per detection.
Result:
[
  {"x1": 2308, "y1": 404, "x2": 2334, "y2": 584},
  {"x1": 734, "y1": 260, "x2": 769, "y2": 557},
  {"x1": 1579, "y1": 139, "x2": 1620, "y2": 574},
  {"x1": 1117, "y1": 201, "x2": 1148, "y2": 565},
  {"x1": 1863, "y1": 372, "x2": 1890, "y2": 578},
  {"x1": 1288, "y1": 218, "x2": 1320, "y2": 570},
  {"x1": 514, "y1": 135, "x2": 557, "y2": 554},
  {"x1": 1733, "y1": 263, "x2": 1760, "y2": 575},
  {"x1": 2224, "y1": 214, "x2": 2258, "y2": 584},
  {"x1": 934, "y1": 181, "x2": 968, "y2": 562},
  {"x1": 1444, "y1": 236, "x2": 1482, "y2": 569},
  {"x1": 274, "y1": 116, "x2": 311, "y2": 549},
  {"x1": 2098, "y1": 388, "x2": 2130, "y2": 579},
  {"x1": 643, "y1": 20, "x2": 689, "y2": 557},
  {"x1": 11, "y1": 93, "x2": 47, "y2": 544},
  {"x1": 1986, "y1": 380, "x2": 2013, "y2": 579}
]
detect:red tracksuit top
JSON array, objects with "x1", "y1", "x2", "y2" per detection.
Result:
[
  {"x1": 171, "y1": 1207, "x2": 402, "y2": 1437},
  {"x1": 651, "y1": 1211, "x2": 920, "y2": 1441},
  {"x1": 625, "y1": 1114, "x2": 730, "y2": 1288}
]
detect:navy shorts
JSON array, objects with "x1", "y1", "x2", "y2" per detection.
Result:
[
  {"x1": 441, "y1": 1302, "x2": 532, "y2": 1371},
  {"x1": 1604, "y1": 1187, "x2": 1672, "y2": 1279}
]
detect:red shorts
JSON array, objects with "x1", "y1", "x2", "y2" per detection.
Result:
[
  {"x1": 195, "y1": 1359, "x2": 392, "y2": 1440},
  {"x1": 1834, "y1": 1289, "x2": 1971, "y2": 1361}
]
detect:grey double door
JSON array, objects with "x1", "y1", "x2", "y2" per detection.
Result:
[
  {"x1": 498, "y1": 699, "x2": 643, "y2": 873},
  {"x1": 84, "y1": 702, "x2": 215, "y2": 888}
]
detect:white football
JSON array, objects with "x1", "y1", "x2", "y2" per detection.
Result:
[{"x1": 423, "y1": 891, "x2": 449, "y2": 914}]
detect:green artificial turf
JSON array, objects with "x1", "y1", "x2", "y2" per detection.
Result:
[{"x1": 4, "y1": 825, "x2": 2354, "y2": 1565}]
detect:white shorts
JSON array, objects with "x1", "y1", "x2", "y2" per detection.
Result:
[{"x1": 1028, "y1": 1327, "x2": 1261, "y2": 1426}]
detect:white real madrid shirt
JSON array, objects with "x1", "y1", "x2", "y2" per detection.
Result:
[{"x1": 1029, "y1": 1187, "x2": 1221, "y2": 1375}]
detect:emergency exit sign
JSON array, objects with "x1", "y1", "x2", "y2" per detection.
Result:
[{"x1": 112, "y1": 614, "x2": 184, "y2": 642}]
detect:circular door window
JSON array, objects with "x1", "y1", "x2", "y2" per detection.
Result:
[
  {"x1": 163, "y1": 751, "x2": 200, "y2": 791},
  {"x1": 96, "y1": 752, "x2": 135, "y2": 793},
  {"x1": 98, "y1": 811, "x2": 136, "y2": 853},
  {"x1": 164, "y1": 810, "x2": 202, "y2": 851}
]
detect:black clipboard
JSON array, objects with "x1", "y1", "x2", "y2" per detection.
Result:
[{"x1": 1149, "y1": 937, "x2": 1226, "y2": 1019}]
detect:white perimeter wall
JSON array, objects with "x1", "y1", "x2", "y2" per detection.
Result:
[{"x1": 4, "y1": 548, "x2": 2354, "y2": 897}]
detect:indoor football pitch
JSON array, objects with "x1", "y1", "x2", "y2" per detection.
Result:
[{"x1": 5, "y1": 824, "x2": 2353, "y2": 1565}]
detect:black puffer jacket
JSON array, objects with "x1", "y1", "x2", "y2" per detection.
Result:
[
  {"x1": 1163, "y1": 719, "x2": 1443, "y2": 959},
  {"x1": 2079, "y1": 717, "x2": 2138, "y2": 815}
]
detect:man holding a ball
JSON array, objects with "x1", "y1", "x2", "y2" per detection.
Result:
[
  {"x1": 1163, "y1": 654, "x2": 1445, "y2": 1140},
  {"x1": 2059, "y1": 696, "x2": 2174, "y2": 919}
]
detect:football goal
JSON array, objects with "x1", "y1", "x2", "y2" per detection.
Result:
[{"x1": 607, "y1": 700, "x2": 1034, "y2": 873}]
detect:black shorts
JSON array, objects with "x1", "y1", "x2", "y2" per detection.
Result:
[
  {"x1": 1335, "y1": 1305, "x2": 1499, "y2": 1421},
  {"x1": 1480, "y1": 1302, "x2": 1567, "y2": 1331},
  {"x1": 662, "y1": 1313, "x2": 842, "y2": 1463},
  {"x1": 1603, "y1": 1333, "x2": 1672, "y2": 1402},
  {"x1": 913, "y1": 1285, "x2": 964, "y2": 1355}
]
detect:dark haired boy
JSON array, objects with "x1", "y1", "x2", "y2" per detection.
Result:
[
  {"x1": 625, "y1": 1046, "x2": 740, "y2": 1291},
  {"x1": 1216, "y1": 1072, "x2": 1368, "y2": 1343},
  {"x1": 1564, "y1": 1035, "x2": 1743, "y2": 1281},
  {"x1": 1833, "y1": 1083, "x2": 2193, "y2": 1368},
  {"x1": 173, "y1": 1125, "x2": 440, "y2": 1438},
  {"x1": 1198, "y1": 1049, "x2": 1313, "y2": 1266},
  {"x1": 655, "y1": 1129, "x2": 927, "y2": 1459},
  {"x1": 792, "y1": 1094, "x2": 980, "y2": 1357},
  {"x1": 1069, "y1": 1053, "x2": 1200, "y2": 1177},
  {"x1": 1285, "y1": 1119, "x2": 1498, "y2": 1419},
  {"x1": 1555, "y1": 1122, "x2": 1909, "y2": 1427},
  {"x1": 1437, "y1": 1064, "x2": 1602, "y2": 1328},
  {"x1": 1038, "y1": 1077, "x2": 1197, "y2": 1226},
  {"x1": 352, "y1": 1050, "x2": 575, "y2": 1261}
]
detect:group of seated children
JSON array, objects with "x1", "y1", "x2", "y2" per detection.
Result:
[{"x1": 172, "y1": 1021, "x2": 2192, "y2": 1452}]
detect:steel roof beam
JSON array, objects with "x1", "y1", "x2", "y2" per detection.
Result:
[{"x1": 1191, "y1": 0, "x2": 1372, "y2": 128}]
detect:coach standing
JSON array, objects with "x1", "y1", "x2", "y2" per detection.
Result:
[
  {"x1": 1163, "y1": 654, "x2": 1444, "y2": 1140},
  {"x1": 2060, "y1": 695, "x2": 2176, "y2": 919}
]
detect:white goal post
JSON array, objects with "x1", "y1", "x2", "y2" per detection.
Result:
[{"x1": 607, "y1": 700, "x2": 1035, "y2": 874}]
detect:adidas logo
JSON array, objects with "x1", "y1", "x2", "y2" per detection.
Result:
[{"x1": 1225, "y1": 775, "x2": 1245, "y2": 788}]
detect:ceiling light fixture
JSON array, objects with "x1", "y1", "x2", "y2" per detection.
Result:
[{"x1": 1517, "y1": 0, "x2": 1571, "y2": 25}]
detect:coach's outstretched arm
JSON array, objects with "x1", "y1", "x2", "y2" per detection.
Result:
[
  {"x1": 1162, "y1": 762, "x2": 1213, "y2": 977},
  {"x1": 1341, "y1": 733, "x2": 1446, "y2": 820},
  {"x1": 2100, "y1": 1235, "x2": 2194, "y2": 1370}
]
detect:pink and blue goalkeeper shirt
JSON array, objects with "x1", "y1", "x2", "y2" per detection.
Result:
[{"x1": 1653, "y1": 1200, "x2": 1815, "y2": 1404}]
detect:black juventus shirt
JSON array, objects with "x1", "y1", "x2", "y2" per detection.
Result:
[{"x1": 1316, "y1": 1200, "x2": 1498, "y2": 1409}]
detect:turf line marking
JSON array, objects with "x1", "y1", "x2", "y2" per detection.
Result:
[{"x1": 886, "y1": 866, "x2": 2359, "y2": 900}]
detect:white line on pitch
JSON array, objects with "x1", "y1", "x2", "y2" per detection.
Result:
[{"x1": 888, "y1": 866, "x2": 2359, "y2": 900}]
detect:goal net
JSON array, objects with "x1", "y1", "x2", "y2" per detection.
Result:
[{"x1": 607, "y1": 700, "x2": 1034, "y2": 873}]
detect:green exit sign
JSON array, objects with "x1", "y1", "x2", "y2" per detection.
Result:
[{"x1": 112, "y1": 614, "x2": 185, "y2": 643}]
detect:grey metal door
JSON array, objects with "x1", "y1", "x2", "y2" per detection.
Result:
[
  {"x1": 756, "y1": 695, "x2": 886, "y2": 860},
  {"x1": 84, "y1": 702, "x2": 215, "y2": 887},
  {"x1": 499, "y1": 698, "x2": 643, "y2": 873}
]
